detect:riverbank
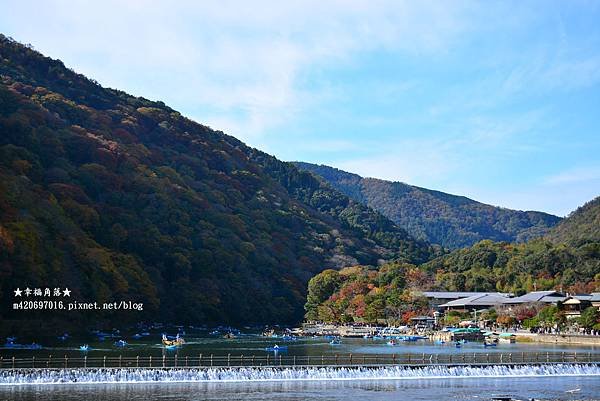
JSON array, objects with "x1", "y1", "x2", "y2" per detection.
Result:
[{"x1": 516, "y1": 332, "x2": 600, "y2": 345}]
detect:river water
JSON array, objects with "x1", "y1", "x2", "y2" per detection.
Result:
[
  {"x1": 2, "y1": 332, "x2": 599, "y2": 360},
  {"x1": 2, "y1": 332, "x2": 600, "y2": 400},
  {"x1": 1, "y1": 374, "x2": 599, "y2": 400}
]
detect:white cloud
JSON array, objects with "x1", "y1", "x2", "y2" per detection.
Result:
[
  {"x1": 336, "y1": 107, "x2": 548, "y2": 183},
  {"x1": 2, "y1": 0, "x2": 477, "y2": 144},
  {"x1": 336, "y1": 136, "x2": 461, "y2": 184},
  {"x1": 3, "y1": 0, "x2": 598, "y2": 215},
  {"x1": 544, "y1": 165, "x2": 600, "y2": 185}
]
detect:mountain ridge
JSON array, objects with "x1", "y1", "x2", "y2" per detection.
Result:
[
  {"x1": 293, "y1": 162, "x2": 561, "y2": 249},
  {"x1": 0, "y1": 34, "x2": 435, "y2": 326},
  {"x1": 547, "y1": 196, "x2": 600, "y2": 246}
]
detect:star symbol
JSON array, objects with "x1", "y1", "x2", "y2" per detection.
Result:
[
  {"x1": 63, "y1": 288, "x2": 71, "y2": 297},
  {"x1": 14, "y1": 288, "x2": 22, "y2": 297}
]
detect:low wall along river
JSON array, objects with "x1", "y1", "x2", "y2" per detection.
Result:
[{"x1": 516, "y1": 333, "x2": 600, "y2": 345}]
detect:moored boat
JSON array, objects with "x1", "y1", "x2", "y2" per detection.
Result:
[
  {"x1": 162, "y1": 334, "x2": 185, "y2": 347},
  {"x1": 498, "y1": 333, "x2": 516, "y2": 343}
]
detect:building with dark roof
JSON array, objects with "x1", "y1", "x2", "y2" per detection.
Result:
[
  {"x1": 421, "y1": 291, "x2": 512, "y2": 307},
  {"x1": 562, "y1": 294, "x2": 594, "y2": 319},
  {"x1": 438, "y1": 293, "x2": 512, "y2": 311},
  {"x1": 501, "y1": 290, "x2": 566, "y2": 305}
]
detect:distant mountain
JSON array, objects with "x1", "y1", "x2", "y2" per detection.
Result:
[
  {"x1": 547, "y1": 196, "x2": 600, "y2": 245},
  {"x1": 293, "y1": 162, "x2": 561, "y2": 249},
  {"x1": 0, "y1": 35, "x2": 436, "y2": 326}
]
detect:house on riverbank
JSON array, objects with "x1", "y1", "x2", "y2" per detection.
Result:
[{"x1": 562, "y1": 294, "x2": 593, "y2": 319}]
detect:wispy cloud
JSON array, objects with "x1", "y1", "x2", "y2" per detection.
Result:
[
  {"x1": 2, "y1": 0, "x2": 477, "y2": 143},
  {"x1": 2, "y1": 0, "x2": 599, "y2": 215},
  {"x1": 337, "y1": 107, "x2": 549, "y2": 184},
  {"x1": 544, "y1": 165, "x2": 600, "y2": 185}
]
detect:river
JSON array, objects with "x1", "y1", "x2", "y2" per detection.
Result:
[{"x1": 2, "y1": 331, "x2": 600, "y2": 400}]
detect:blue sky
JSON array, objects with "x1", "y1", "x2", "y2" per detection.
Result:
[{"x1": 2, "y1": 1, "x2": 599, "y2": 216}]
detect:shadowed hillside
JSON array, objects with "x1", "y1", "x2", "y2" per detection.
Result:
[{"x1": 0, "y1": 35, "x2": 437, "y2": 326}]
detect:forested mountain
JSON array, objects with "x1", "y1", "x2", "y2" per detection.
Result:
[
  {"x1": 306, "y1": 203, "x2": 600, "y2": 323},
  {"x1": 420, "y1": 201, "x2": 600, "y2": 298},
  {"x1": 293, "y1": 162, "x2": 561, "y2": 249},
  {"x1": 547, "y1": 196, "x2": 600, "y2": 246},
  {"x1": 0, "y1": 35, "x2": 436, "y2": 326}
]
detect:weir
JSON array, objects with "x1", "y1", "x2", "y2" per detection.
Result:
[
  {"x1": 1, "y1": 352, "x2": 599, "y2": 385},
  {"x1": 1, "y1": 363, "x2": 600, "y2": 385}
]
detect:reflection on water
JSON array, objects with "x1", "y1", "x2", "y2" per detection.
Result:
[{"x1": 1, "y1": 376, "x2": 599, "y2": 401}]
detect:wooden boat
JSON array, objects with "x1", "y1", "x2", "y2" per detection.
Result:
[
  {"x1": 262, "y1": 329, "x2": 276, "y2": 337},
  {"x1": 280, "y1": 335, "x2": 296, "y2": 341},
  {"x1": 498, "y1": 333, "x2": 516, "y2": 343},
  {"x1": 162, "y1": 334, "x2": 185, "y2": 347},
  {"x1": 399, "y1": 335, "x2": 427, "y2": 342}
]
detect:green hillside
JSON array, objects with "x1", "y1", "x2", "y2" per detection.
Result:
[
  {"x1": 0, "y1": 35, "x2": 435, "y2": 326},
  {"x1": 306, "y1": 237, "x2": 600, "y2": 323},
  {"x1": 547, "y1": 196, "x2": 600, "y2": 245},
  {"x1": 304, "y1": 196, "x2": 600, "y2": 323},
  {"x1": 294, "y1": 162, "x2": 561, "y2": 249}
]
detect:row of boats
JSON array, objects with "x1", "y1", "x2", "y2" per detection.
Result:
[
  {"x1": 4, "y1": 331, "x2": 186, "y2": 352},
  {"x1": 79, "y1": 335, "x2": 185, "y2": 352},
  {"x1": 3, "y1": 338, "x2": 42, "y2": 350},
  {"x1": 432, "y1": 339, "x2": 498, "y2": 348}
]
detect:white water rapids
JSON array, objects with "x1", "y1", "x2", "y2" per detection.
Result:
[{"x1": 1, "y1": 364, "x2": 599, "y2": 385}]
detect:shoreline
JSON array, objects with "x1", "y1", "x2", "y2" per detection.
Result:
[{"x1": 515, "y1": 333, "x2": 600, "y2": 346}]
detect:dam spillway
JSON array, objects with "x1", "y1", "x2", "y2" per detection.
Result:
[{"x1": 1, "y1": 363, "x2": 600, "y2": 385}]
